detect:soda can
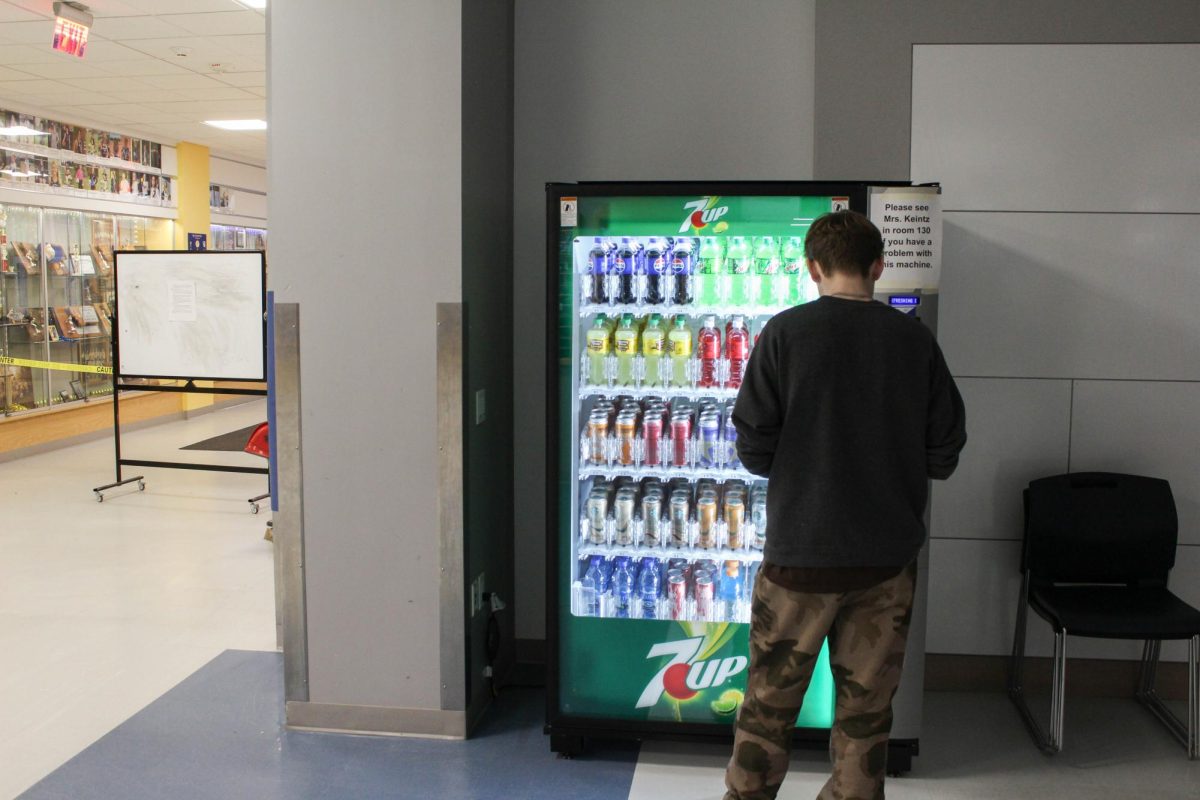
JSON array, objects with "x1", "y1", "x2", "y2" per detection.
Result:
[
  {"x1": 669, "y1": 490, "x2": 690, "y2": 548},
  {"x1": 587, "y1": 410, "x2": 609, "y2": 465},
  {"x1": 614, "y1": 488, "x2": 635, "y2": 546},
  {"x1": 641, "y1": 491, "x2": 662, "y2": 547},
  {"x1": 699, "y1": 412, "x2": 721, "y2": 467},
  {"x1": 724, "y1": 493, "x2": 745, "y2": 550},
  {"x1": 667, "y1": 569, "x2": 688, "y2": 620},
  {"x1": 697, "y1": 493, "x2": 718, "y2": 549},
  {"x1": 586, "y1": 490, "x2": 608, "y2": 545},
  {"x1": 616, "y1": 412, "x2": 637, "y2": 466},
  {"x1": 642, "y1": 411, "x2": 664, "y2": 467},
  {"x1": 694, "y1": 572, "x2": 714, "y2": 621},
  {"x1": 751, "y1": 490, "x2": 767, "y2": 550},
  {"x1": 670, "y1": 412, "x2": 692, "y2": 467}
]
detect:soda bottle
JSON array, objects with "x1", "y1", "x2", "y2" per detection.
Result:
[
  {"x1": 612, "y1": 556, "x2": 635, "y2": 619},
  {"x1": 696, "y1": 236, "x2": 723, "y2": 306},
  {"x1": 725, "y1": 315, "x2": 749, "y2": 388},
  {"x1": 638, "y1": 557, "x2": 661, "y2": 619},
  {"x1": 585, "y1": 314, "x2": 611, "y2": 386},
  {"x1": 667, "y1": 314, "x2": 693, "y2": 388},
  {"x1": 697, "y1": 315, "x2": 721, "y2": 388},
  {"x1": 612, "y1": 237, "x2": 638, "y2": 305},
  {"x1": 644, "y1": 237, "x2": 667, "y2": 305},
  {"x1": 613, "y1": 312, "x2": 639, "y2": 386},
  {"x1": 587, "y1": 237, "x2": 610, "y2": 304},
  {"x1": 725, "y1": 236, "x2": 752, "y2": 305},
  {"x1": 581, "y1": 558, "x2": 604, "y2": 616},
  {"x1": 781, "y1": 236, "x2": 805, "y2": 306},
  {"x1": 669, "y1": 237, "x2": 695, "y2": 306},
  {"x1": 641, "y1": 313, "x2": 666, "y2": 387},
  {"x1": 754, "y1": 236, "x2": 779, "y2": 307}
]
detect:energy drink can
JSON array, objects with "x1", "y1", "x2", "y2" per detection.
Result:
[
  {"x1": 641, "y1": 491, "x2": 662, "y2": 547},
  {"x1": 587, "y1": 409, "x2": 609, "y2": 465},
  {"x1": 667, "y1": 569, "x2": 688, "y2": 620},
  {"x1": 642, "y1": 411, "x2": 664, "y2": 467},
  {"x1": 586, "y1": 490, "x2": 608, "y2": 545},
  {"x1": 697, "y1": 492, "x2": 718, "y2": 549},
  {"x1": 724, "y1": 406, "x2": 740, "y2": 468},
  {"x1": 616, "y1": 411, "x2": 637, "y2": 466},
  {"x1": 699, "y1": 412, "x2": 721, "y2": 467},
  {"x1": 694, "y1": 572, "x2": 714, "y2": 621},
  {"x1": 669, "y1": 490, "x2": 690, "y2": 548},
  {"x1": 614, "y1": 488, "x2": 635, "y2": 546},
  {"x1": 670, "y1": 412, "x2": 692, "y2": 467},
  {"x1": 751, "y1": 489, "x2": 767, "y2": 550},
  {"x1": 724, "y1": 493, "x2": 745, "y2": 549}
]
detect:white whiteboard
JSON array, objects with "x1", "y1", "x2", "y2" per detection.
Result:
[{"x1": 115, "y1": 251, "x2": 265, "y2": 380}]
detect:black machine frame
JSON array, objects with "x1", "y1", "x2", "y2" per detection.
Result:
[
  {"x1": 543, "y1": 181, "x2": 918, "y2": 772},
  {"x1": 92, "y1": 250, "x2": 269, "y2": 504}
]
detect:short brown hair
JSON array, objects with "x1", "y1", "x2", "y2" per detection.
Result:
[{"x1": 804, "y1": 210, "x2": 884, "y2": 279}]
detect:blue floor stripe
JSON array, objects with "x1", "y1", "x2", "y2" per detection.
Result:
[{"x1": 20, "y1": 650, "x2": 640, "y2": 800}]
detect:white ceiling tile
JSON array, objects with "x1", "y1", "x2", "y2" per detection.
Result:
[
  {"x1": 211, "y1": 33, "x2": 264, "y2": 57},
  {"x1": 0, "y1": 64, "x2": 39, "y2": 80},
  {"x1": 61, "y1": 76, "x2": 156, "y2": 92},
  {"x1": 0, "y1": 19, "x2": 52, "y2": 44},
  {"x1": 242, "y1": 86, "x2": 265, "y2": 98},
  {"x1": 76, "y1": 39, "x2": 163, "y2": 62},
  {"x1": 91, "y1": 15, "x2": 192, "y2": 40},
  {"x1": 0, "y1": 77, "x2": 82, "y2": 95},
  {"x1": 123, "y1": 0, "x2": 248, "y2": 13},
  {"x1": 94, "y1": 59, "x2": 194, "y2": 77},
  {"x1": 0, "y1": 3, "x2": 41, "y2": 22},
  {"x1": 210, "y1": 69, "x2": 263, "y2": 88},
  {"x1": 164, "y1": 11, "x2": 264, "y2": 36},
  {"x1": 65, "y1": 0, "x2": 157, "y2": 17},
  {"x1": 0, "y1": 44, "x2": 66, "y2": 65},
  {"x1": 4, "y1": 58, "x2": 114, "y2": 80},
  {"x1": 139, "y1": 72, "x2": 233, "y2": 90}
]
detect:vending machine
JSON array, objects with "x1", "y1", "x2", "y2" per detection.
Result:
[{"x1": 546, "y1": 182, "x2": 941, "y2": 772}]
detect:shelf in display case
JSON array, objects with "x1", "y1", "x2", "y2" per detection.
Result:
[
  {"x1": 578, "y1": 542, "x2": 764, "y2": 564},
  {"x1": 578, "y1": 464, "x2": 758, "y2": 483},
  {"x1": 579, "y1": 302, "x2": 791, "y2": 319},
  {"x1": 578, "y1": 383, "x2": 738, "y2": 401}
]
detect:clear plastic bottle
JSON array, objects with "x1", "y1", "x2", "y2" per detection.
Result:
[
  {"x1": 697, "y1": 315, "x2": 721, "y2": 388},
  {"x1": 581, "y1": 560, "x2": 603, "y2": 617},
  {"x1": 754, "y1": 236, "x2": 779, "y2": 307},
  {"x1": 667, "y1": 315, "x2": 693, "y2": 388},
  {"x1": 696, "y1": 236, "x2": 723, "y2": 306},
  {"x1": 613, "y1": 237, "x2": 638, "y2": 305},
  {"x1": 612, "y1": 556, "x2": 635, "y2": 619},
  {"x1": 781, "y1": 236, "x2": 805, "y2": 306},
  {"x1": 725, "y1": 315, "x2": 749, "y2": 389},
  {"x1": 641, "y1": 313, "x2": 666, "y2": 387},
  {"x1": 585, "y1": 314, "x2": 611, "y2": 386},
  {"x1": 725, "y1": 236, "x2": 752, "y2": 305},
  {"x1": 613, "y1": 313, "x2": 639, "y2": 386},
  {"x1": 638, "y1": 557, "x2": 661, "y2": 620},
  {"x1": 644, "y1": 237, "x2": 667, "y2": 305}
]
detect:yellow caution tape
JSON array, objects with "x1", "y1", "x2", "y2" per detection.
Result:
[{"x1": 0, "y1": 355, "x2": 112, "y2": 375}]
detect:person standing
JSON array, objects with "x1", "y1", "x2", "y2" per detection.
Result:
[{"x1": 724, "y1": 210, "x2": 966, "y2": 800}]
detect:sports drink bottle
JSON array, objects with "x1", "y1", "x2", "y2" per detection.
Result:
[
  {"x1": 697, "y1": 315, "x2": 721, "y2": 388},
  {"x1": 641, "y1": 313, "x2": 666, "y2": 387},
  {"x1": 725, "y1": 315, "x2": 749, "y2": 388},
  {"x1": 668, "y1": 315, "x2": 692, "y2": 388},
  {"x1": 585, "y1": 314, "x2": 610, "y2": 386},
  {"x1": 613, "y1": 313, "x2": 639, "y2": 386}
]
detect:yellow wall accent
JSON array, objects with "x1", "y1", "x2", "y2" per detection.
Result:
[
  {"x1": 173, "y1": 142, "x2": 215, "y2": 411},
  {"x1": 172, "y1": 141, "x2": 212, "y2": 251}
]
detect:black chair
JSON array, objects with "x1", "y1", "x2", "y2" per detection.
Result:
[{"x1": 1009, "y1": 472, "x2": 1199, "y2": 759}]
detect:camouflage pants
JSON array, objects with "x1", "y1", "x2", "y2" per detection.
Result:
[{"x1": 724, "y1": 562, "x2": 917, "y2": 800}]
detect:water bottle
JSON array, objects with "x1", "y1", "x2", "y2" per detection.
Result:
[
  {"x1": 638, "y1": 557, "x2": 661, "y2": 619},
  {"x1": 582, "y1": 559, "x2": 603, "y2": 617},
  {"x1": 612, "y1": 556, "x2": 634, "y2": 619}
]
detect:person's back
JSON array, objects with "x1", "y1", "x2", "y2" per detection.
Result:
[
  {"x1": 738, "y1": 295, "x2": 963, "y2": 571},
  {"x1": 724, "y1": 210, "x2": 965, "y2": 800}
]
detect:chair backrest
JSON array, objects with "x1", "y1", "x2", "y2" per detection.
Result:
[{"x1": 1022, "y1": 472, "x2": 1177, "y2": 585}]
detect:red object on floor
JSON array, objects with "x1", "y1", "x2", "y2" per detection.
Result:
[{"x1": 244, "y1": 422, "x2": 269, "y2": 458}]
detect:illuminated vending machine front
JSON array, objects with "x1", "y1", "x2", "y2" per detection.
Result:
[{"x1": 546, "y1": 182, "x2": 941, "y2": 767}]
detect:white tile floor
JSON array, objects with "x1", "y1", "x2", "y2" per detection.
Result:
[
  {"x1": 629, "y1": 691, "x2": 1200, "y2": 799},
  {"x1": 0, "y1": 401, "x2": 277, "y2": 799}
]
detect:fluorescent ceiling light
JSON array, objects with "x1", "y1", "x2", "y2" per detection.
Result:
[
  {"x1": 203, "y1": 119, "x2": 267, "y2": 131},
  {"x1": 0, "y1": 126, "x2": 49, "y2": 137}
]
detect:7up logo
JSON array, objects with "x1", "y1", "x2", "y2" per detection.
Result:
[
  {"x1": 636, "y1": 636, "x2": 748, "y2": 708},
  {"x1": 680, "y1": 197, "x2": 729, "y2": 234}
]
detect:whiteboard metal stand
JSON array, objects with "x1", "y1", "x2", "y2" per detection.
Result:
[{"x1": 92, "y1": 250, "x2": 270, "y2": 506}]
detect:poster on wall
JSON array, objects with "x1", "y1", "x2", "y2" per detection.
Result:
[{"x1": 870, "y1": 187, "x2": 942, "y2": 292}]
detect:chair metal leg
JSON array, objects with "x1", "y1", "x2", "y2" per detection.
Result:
[
  {"x1": 1135, "y1": 635, "x2": 1199, "y2": 759},
  {"x1": 1050, "y1": 630, "x2": 1067, "y2": 751},
  {"x1": 1008, "y1": 572, "x2": 1060, "y2": 755}
]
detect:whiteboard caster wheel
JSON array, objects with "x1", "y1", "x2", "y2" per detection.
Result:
[
  {"x1": 95, "y1": 492, "x2": 104, "y2": 503},
  {"x1": 250, "y1": 502, "x2": 259, "y2": 515},
  {"x1": 137, "y1": 480, "x2": 146, "y2": 492}
]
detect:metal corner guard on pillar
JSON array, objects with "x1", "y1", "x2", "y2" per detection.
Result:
[
  {"x1": 273, "y1": 302, "x2": 310, "y2": 704},
  {"x1": 437, "y1": 302, "x2": 466, "y2": 714}
]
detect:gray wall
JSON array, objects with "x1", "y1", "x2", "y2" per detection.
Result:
[
  {"x1": 462, "y1": 0, "x2": 516, "y2": 704},
  {"x1": 814, "y1": 3, "x2": 1200, "y2": 663},
  {"x1": 513, "y1": 0, "x2": 818, "y2": 640},
  {"x1": 270, "y1": 0, "x2": 461, "y2": 709}
]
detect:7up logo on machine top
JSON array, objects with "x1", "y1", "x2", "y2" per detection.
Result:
[
  {"x1": 636, "y1": 623, "x2": 748, "y2": 716},
  {"x1": 680, "y1": 197, "x2": 730, "y2": 234}
]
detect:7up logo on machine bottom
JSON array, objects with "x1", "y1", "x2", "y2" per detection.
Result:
[{"x1": 636, "y1": 629, "x2": 748, "y2": 712}]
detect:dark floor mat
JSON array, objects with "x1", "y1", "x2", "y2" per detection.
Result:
[{"x1": 181, "y1": 423, "x2": 264, "y2": 452}]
